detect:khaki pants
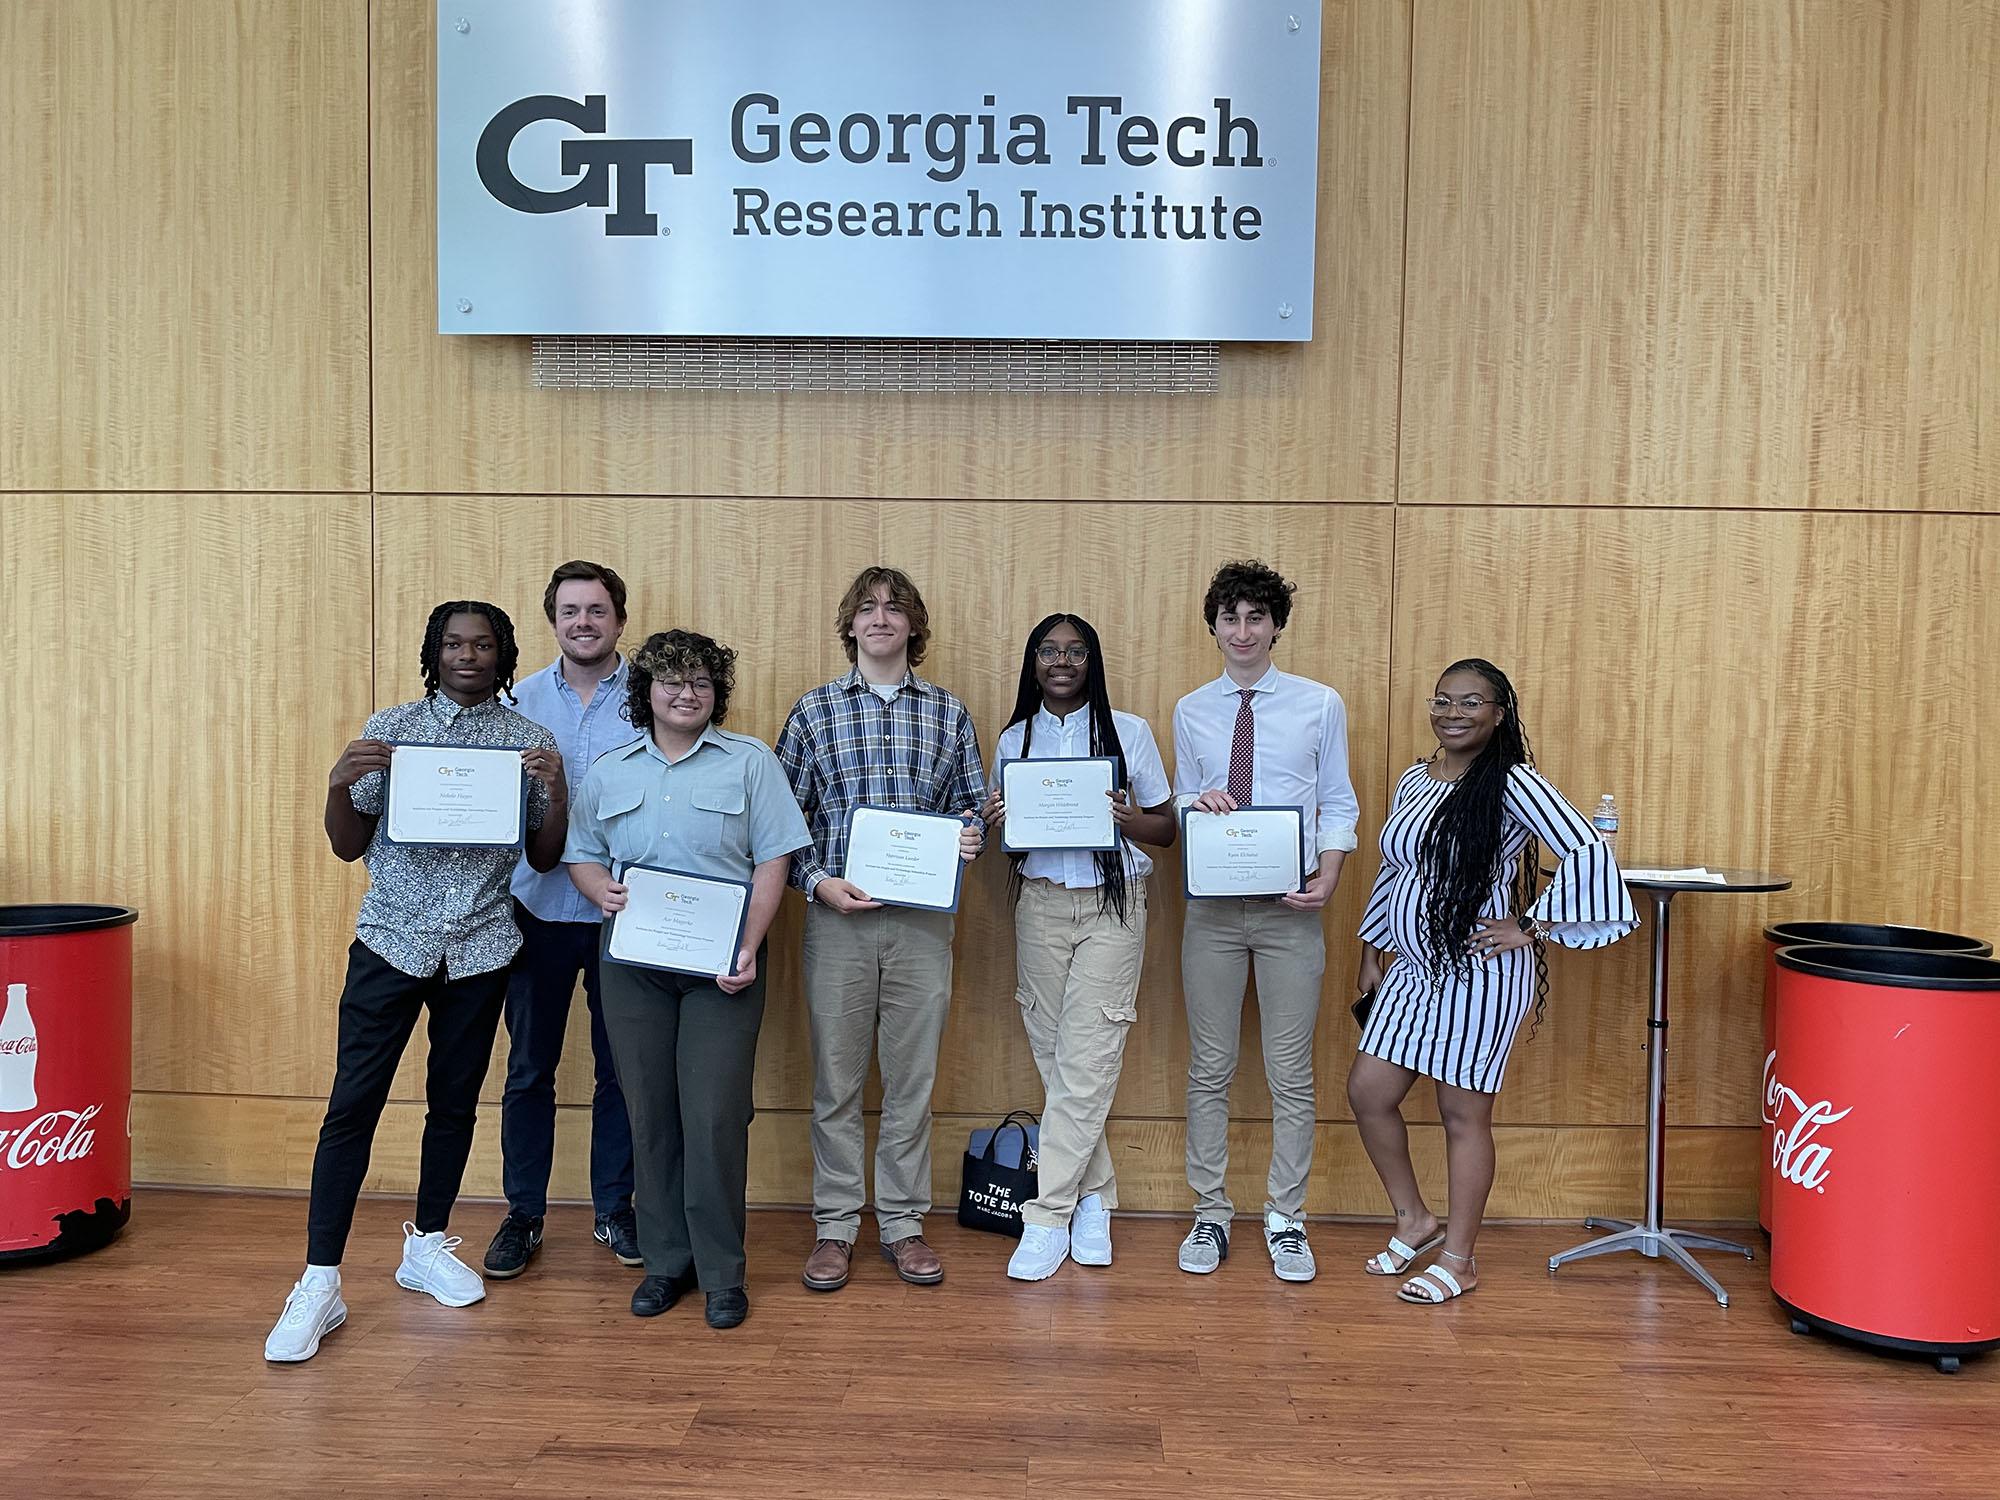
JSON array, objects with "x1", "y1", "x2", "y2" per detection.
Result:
[
  {"x1": 1181, "y1": 897, "x2": 1326, "y2": 1223},
  {"x1": 803, "y1": 901, "x2": 955, "y2": 1243},
  {"x1": 1012, "y1": 878, "x2": 1148, "y2": 1229}
]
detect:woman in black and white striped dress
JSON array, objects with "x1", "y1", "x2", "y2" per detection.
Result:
[{"x1": 1349, "y1": 659, "x2": 1636, "y2": 1304}]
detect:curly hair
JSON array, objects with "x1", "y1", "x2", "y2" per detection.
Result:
[
  {"x1": 626, "y1": 629, "x2": 737, "y2": 737},
  {"x1": 836, "y1": 566, "x2": 930, "y2": 669},
  {"x1": 419, "y1": 600, "x2": 520, "y2": 702},
  {"x1": 1416, "y1": 658, "x2": 1551, "y2": 1036},
  {"x1": 1202, "y1": 559, "x2": 1297, "y2": 633}
]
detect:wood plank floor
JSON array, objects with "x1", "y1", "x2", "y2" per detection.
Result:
[{"x1": 3, "y1": 1190, "x2": 1992, "y2": 1499}]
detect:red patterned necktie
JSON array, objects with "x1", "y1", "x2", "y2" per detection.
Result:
[{"x1": 1226, "y1": 689, "x2": 1255, "y2": 804}]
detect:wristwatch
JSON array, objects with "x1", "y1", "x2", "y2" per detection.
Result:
[{"x1": 1517, "y1": 915, "x2": 1553, "y2": 940}]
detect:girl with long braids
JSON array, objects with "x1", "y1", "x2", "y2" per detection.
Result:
[
  {"x1": 980, "y1": 614, "x2": 1176, "y2": 1283},
  {"x1": 1349, "y1": 660, "x2": 1636, "y2": 1304}
]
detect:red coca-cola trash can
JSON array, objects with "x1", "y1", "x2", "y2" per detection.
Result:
[
  {"x1": 1770, "y1": 944, "x2": 2000, "y2": 1373},
  {"x1": 0, "y1": 904, "x2": 136, "y2": 1264},
  {"x1": 1759, "y1": 922, "x2": 1989, "y2": 1233}
]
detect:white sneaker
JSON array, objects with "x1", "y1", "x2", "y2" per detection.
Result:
[
  {"x1": 1264, "y1": 1210, "x2": 1317, "y2": 1283},
  {"x1": 264, "y1": 1272, "x2": 346, "y2": 1363},
  {"x1": 1177, "y1": 1219, "x2": 1229, "y2": 1274},
  {"x1": 1007, "y1": 1223, "x2": 1071, "y2": 1282},
  {"x1": 394, "y1": 1221, "x2": 486, "y2": 1307},
  {"x1": 1071, "y1": 1194, "x2": 1113, "y2": 1266}
]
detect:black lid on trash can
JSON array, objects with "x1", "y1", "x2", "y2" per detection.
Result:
[
  {"x1": 1775, "y1": 944, "x2": 2000, "y2": 990},
  {"x1": 1763, "y1": 920, "x2": 1990, "y2": 956},
  {"x1": 0, "y1": 904, "x2": 140, "y2": 937}
]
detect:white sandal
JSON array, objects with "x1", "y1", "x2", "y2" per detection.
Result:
[
  {"x1": 1365, "y1": 1229, "x2": 1445, "y2": 1276},
  {"x1": 1397, "y1": 1250, "x2": 1476, "y2": 1304}
]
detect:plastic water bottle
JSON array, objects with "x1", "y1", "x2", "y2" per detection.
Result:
[{"x1": 1591, "y1": 794, "x2": 1620, "y2": 854}]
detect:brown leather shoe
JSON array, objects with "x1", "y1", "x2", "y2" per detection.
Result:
[
  {"x1": 880, "y1": 1235, "x2": 945, "y2": 1285},
  {"x1": 801, "y1": 1237, "x2": 853, "y2": 1292}
]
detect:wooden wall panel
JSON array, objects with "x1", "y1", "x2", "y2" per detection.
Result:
[
  {"x1": 1392, "y1": 506, "x2": 2000, "y2": 1127},
  {"x1": 0, "y1": 2, "x2": 370, "y2": 492},
  {"x1": 367, "y1": 497, "x2": 1395, "y2": 1123},
  {"x1": 0, "y1": 494, "x2": 375, "y2": 1097},
  {"x1": 133, "y1": 1092, "x2": 1762, "y2": 1220},
  {"x1": 1399, "y1": 0, "x2": 2000, "y2": 509},
  {"x1": 366, "y1": 0, "x2": 1408, "y2": 500}
]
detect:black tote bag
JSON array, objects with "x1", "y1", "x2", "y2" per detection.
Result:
[{"x1": 957, "y1": 1110, "x2": 1041, "y2": 1238}]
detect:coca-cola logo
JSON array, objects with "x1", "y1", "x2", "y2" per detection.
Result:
[
  {"x1": 0, "y1": 1104, "x2": 100, "y2": 1172},
  {"x1": 1762, "y1": 1051, "x2": 1852, "y2": 1194},
  {"x1": 0, "y1": 1037, "x2": 34, "y2": 1056}
]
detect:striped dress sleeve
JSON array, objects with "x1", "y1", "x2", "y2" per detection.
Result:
[
  {"x1": 1504, "y1": 767, "x2": 1639, "y2": 950},
  {"x1": 1356, "y1": 767, "x2": 1414, "y2": 948}
]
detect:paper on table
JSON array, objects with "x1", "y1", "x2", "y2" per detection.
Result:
[{"x1": 1622, "y1": 866, "x2": 1728, "y2": 884}]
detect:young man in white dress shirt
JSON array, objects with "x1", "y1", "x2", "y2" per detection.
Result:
[{"x1": 1171, "y1": 560, "x2": 1359, "y2": 1282}]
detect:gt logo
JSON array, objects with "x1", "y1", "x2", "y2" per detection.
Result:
[{"x1": 477, "y1": 94, "x2": 693, "y2": 237}]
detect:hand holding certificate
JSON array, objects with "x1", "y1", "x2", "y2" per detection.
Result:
[
  {"x1": 1000, "y1": 758, "x2": 1118, "y2": 854},
  {"x1": 608, "y1": 865, "x2": 752, "y2": 978},
  {"x1": 842, "y1": 806, "x2": 967, "y2": 912},
  {"x1": 1182, "y1": 804, "x2": 1306, "y2": 899},
  {"x1": 384, "y1": 743, "x2": 529, "y2": 847}
]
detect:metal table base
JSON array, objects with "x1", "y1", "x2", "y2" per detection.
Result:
[{"x1": 1548, "y1": 884, "x2": 1759, "y2": 1306}]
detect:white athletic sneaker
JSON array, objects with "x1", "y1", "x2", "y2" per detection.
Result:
[
  {"x1": 264, "y1": 1271, "x2": 347, "y2": 1363},
  {"x1": 1071, "y1": 1193, "x2": 1113, "y2": 1266},
  {"x1": 1264, "y1": 1210, "x2": 1317, "y2": 1283},
  {"x1": 1177, "y1": 1219, "x2": 1229, "y2": 1274},
  {"x1": 394, "y1": 1221, "x2": 486, "y2": 1307},
  {"x1": 1007, "y1": 1223, "x2": 1071, "y2": 1282}
]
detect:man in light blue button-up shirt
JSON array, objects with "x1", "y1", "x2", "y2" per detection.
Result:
[{"x1": 483, "y1": 562, "x2": 646, "y2": 1280}]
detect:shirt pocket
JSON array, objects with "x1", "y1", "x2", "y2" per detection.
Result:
[
  {"x1": 593, "y1": 785, "x2": 646, "y2": 868},
  {"x1": 687, "y1": 780, "x2": 749, "y2": 858}
]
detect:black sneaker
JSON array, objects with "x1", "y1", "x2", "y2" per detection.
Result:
[
  {"x1": 483, "y1": 1211, "x2": 543, "y2": 1279},
  {"x1": 594, "y1": 1207, "x2": 644, "y2": 1267}
]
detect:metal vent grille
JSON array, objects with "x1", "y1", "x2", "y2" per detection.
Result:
[{"x1": 530, "y1": 337, "x2": 1220, "y2": 394}]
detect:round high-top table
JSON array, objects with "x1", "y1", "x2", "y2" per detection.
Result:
[{"x1": 1547, "y1": 866, "x2": 1791, "y2": 1307}]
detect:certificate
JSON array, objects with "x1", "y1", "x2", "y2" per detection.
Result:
[
  {"x1": 842, "y1": 805, "x2": 966, "y2": 912},
  {"x1": 383, "y1": 743, "x2": 528, "y2": 847},
  {"x1": 607, "y1": 864, "x2": 752, "y2": 978},
  {"x1": 1182, "y1": 805, "x2": 1306, "y2": 899},
  {"x1": 1000, "y1": 757, "x2": 1118, "y2": 854}
]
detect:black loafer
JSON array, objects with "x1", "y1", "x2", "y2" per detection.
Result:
[
  {"x1": 704, "y1": 1287, "x2": 749, "y2": 1329},
  {"x1": 630, "y1": 1270, "x2": 696, "y2": 1317}
]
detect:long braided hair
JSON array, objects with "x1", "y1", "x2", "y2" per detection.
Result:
[
  {"x1": 419, "y1": 600, "x2": 521, "y2": 703},
  {"x1": 1416, "y1": 659, "x2": 1551, "y2": 1034},
  {"x1": 1001, "y1": 614, "x2": 1132, "y2": 924}
]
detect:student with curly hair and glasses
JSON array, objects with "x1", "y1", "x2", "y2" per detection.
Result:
[
  {"x1": 1350, "y1": 659, "x2": 1636, "y2": 1304},
  {"x1": 980, "y1": 613, "x2": 1176, "y2": 1283},
  {"x1": 563, "y1": 630, "x2": 811, "y2": 1330},
  {"x1": 265, "y1": 601, "x2": 565, "y2": 1363},
  {"x1": 1171, "y1": 560, "x2": 1360, "y2": 1285}
]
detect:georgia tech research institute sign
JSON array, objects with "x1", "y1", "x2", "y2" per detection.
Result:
[{"x1": 437, "y1": 1, "x2": 1322, "y2": 340}]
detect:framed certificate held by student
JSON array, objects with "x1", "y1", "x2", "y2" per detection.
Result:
[
  {"x1": 607, "y1": 864, "x2": 753, "y2": 978},
  {"x1": 1000, "y1": 757, "x2": 1119, "y2": 854},
  {"x1": 842, "y1": 805, "x2": 966, "y2": 912},
  {"x1": 1181, "y1": 805, "x2": 1306, "y2": 899},
  {"x1": 383, "y1": 743, "x2": 529, "y2": 848}
]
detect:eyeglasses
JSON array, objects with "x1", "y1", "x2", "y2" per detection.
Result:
[
  {"x1": 1036, "y1": 643, "x2": 1091, "y2": 666},
  {"x1": 657, "y1": 678, "x2": 715, "y2": 699},
  {"x1": 1427, "y1": 694, "x2": 1496, "y2": 713}
]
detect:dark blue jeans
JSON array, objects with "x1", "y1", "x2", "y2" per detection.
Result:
[{"x1": 500, "y1": 902, "x2": 634, "y2": 1219}]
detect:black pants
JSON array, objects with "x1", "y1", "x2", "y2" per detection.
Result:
[
  {"x1": 598, "y1": 936, "x2": 766, "y2": 1291},
  {"x1": 304, "y1": 940, "x2": 508, "y2": 1264},
  {"x1": 500, "y1": 902, "x2": 634, "y2": 1219}
]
